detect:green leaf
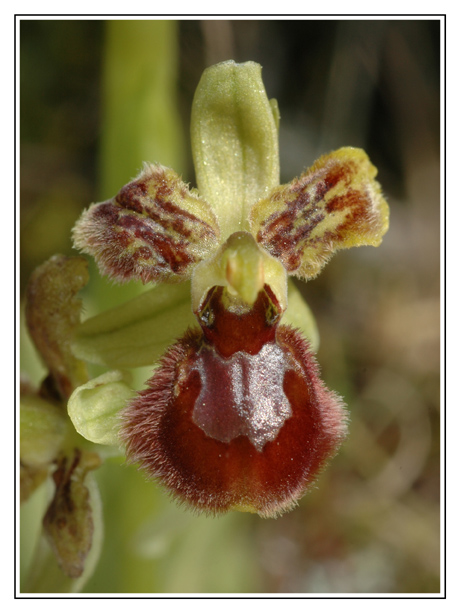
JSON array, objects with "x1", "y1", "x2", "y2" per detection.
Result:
[
  {"x1": 191, "y1": 60, "x2": 279, "y2": 240},
  {"x1": 100, "y1": 20, "x2": 185, "y2": 194}
]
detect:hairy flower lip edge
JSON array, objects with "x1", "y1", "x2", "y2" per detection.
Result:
[
  {"x1": 120, "y1": 315, "x2": 348, "y2": 519},
  {"x1": 120, "y1": 282, "x2": 347, "y2": 518}
]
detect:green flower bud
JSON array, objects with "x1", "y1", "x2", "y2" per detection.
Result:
[{"x1": 68, "y1": 371, "x2": 134, "y2": 446}]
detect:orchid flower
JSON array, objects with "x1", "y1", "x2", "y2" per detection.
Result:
[{"x1": 69, "y1": 61, "x2": 389, "y2": 518}]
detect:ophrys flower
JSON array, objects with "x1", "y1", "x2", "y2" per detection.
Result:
[{"x1": 71, "y1": 61, "x2": 389, "y2": 517}]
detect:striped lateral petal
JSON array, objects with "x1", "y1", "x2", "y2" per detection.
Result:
[
  {"x1": 73, "y1": 164, "x2": 220, "y2": 284},
  {"x1": 250, "y1": 147, "x2": 389, "y2": 281}
]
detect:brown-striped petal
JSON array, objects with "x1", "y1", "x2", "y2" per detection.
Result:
[
  {"x1": 73, "y1": 164, "x2": 220, "y2": 284},
  {"x1": 250, "y1": 147, "x2": 389, "y2": 280}
]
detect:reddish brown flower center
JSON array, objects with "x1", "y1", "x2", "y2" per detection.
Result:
[
  {"x1": 196, "y1": 284, "x2": 281, "y2": 356},
  {"x1": 191, "y1": 284, "x2": 291, "y2": 450}
]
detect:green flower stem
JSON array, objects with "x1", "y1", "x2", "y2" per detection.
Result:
[{"x1": 100, "y1": 20, "x2": 185, "y2": 193}]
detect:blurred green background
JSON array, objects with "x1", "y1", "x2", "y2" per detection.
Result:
[{"x1": 20, "y1": 19, "x2": 441, "y2": 593}]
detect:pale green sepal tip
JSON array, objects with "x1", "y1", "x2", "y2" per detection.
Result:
[
  {"x1": 72, "y1": 282, "x2": 197, "y2": 369},
  {"x1": 283, "y1": 280, "x2": 320, "y2": 353},
  {"x1": 67, "y1": 371, "x2": 134, "y2": 446},
  {"x1": 191, "y1": 60, "x2": 280, "y2": 240}
]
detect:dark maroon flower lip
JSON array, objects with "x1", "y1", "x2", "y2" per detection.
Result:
[{"x1": 121, "y1": 286, "x2": 347, "y2": 518}]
